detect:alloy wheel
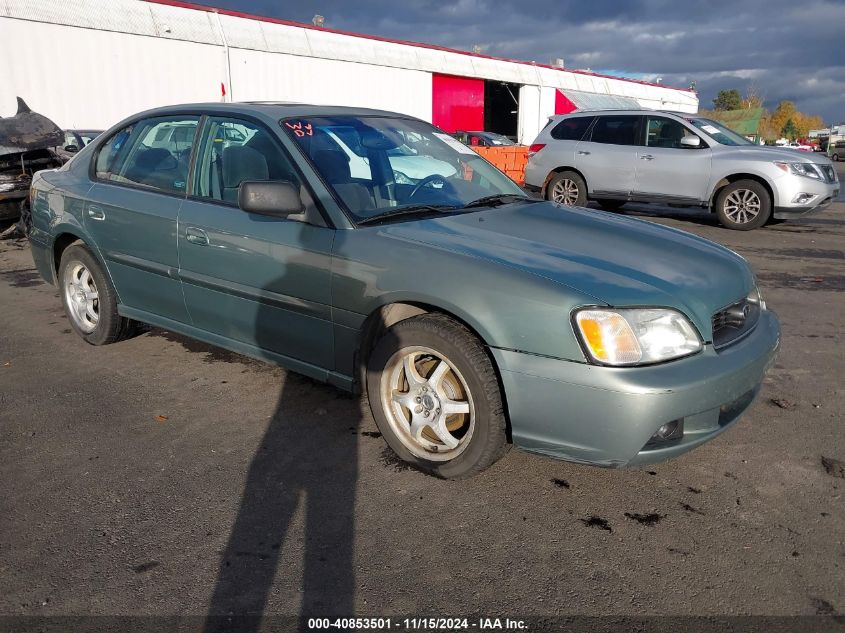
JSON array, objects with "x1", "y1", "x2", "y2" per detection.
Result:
[
  {"x1": 63, "y1": 261, "x2": 100, "y2": 333},
  {"x1": 380, "y1": 347, "x2": 475, "y2": 461},
  {"x1": 723, "y1": 189, "x2": 761, "y2": 225},
  {"x1": 551, "y1": 178, "x2": 580, "y2": 205}
]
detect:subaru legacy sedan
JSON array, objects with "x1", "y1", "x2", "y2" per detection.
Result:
[{"x1": 28, "y1": 103, "x2": 780, "y2": 478}]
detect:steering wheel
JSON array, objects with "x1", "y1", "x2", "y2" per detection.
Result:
[{"x1": 409, "y1": 173, "x2": 455, "y2": 200}]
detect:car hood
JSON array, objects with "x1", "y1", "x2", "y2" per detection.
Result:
[
  {"x1": 721, "y1": 145, "x2": 834, "y2": 165},
  {"x1": 385, "y1": 202, "x2": 755, "y2": 339}
]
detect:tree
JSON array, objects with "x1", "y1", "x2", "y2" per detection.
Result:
[
  {"x1": 781, "y1": 118, "x2": 799, "y2": 140},
  {"x1": 770, "y1": 100, "x2": 797, "y2": 137},
  {"x1": 742, "y1": 83, "x2": 764, "y2": 109},
  {"x1": 713, "y1": 89, "x2": 742, "y2": 111}
]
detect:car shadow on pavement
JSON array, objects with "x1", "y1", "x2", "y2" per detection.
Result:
[{"x1": 203, "y1": 274, "x2": 375, "y2": 631}]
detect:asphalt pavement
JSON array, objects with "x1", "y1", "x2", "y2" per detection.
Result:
[{"x1": 1, "y1": 164, "x2": 843, "y2": 625}]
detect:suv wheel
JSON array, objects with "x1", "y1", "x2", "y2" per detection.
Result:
[
  {"x1": 59, "y1": 243, "x2": 138, "y2": 345},
  {"x1": 546, "y1": 171, "x2": 587, "y2": 207},
  {"x1": 833, "y1": 153, "x2": 840, "y2": 162},
  {"x1": 367, "y1": 313, "x2": 510, "y2": 479},
  {"x1": 715, "y1": 180, "x2": 771, "y2": 230}
]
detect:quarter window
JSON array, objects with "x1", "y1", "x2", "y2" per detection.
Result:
[
  {"x1": 588, "y1": 115, "x2": 642, "y2": 146},
  {"x1": 193, "y1": 118, "x2": 302, "y2": 205},
  {"x1": 550, "y1": 116, "x2": 595, "y2": 141},
  {"x1": 647, "y1": 116, "x2": 694, "y2": 149},
  {"x1": 95, "y1": 116, "x2": 199, "y2": 193}
]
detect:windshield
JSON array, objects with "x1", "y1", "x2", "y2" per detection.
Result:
[
  {"x1": 282, "y1": 115, "x2": 526, "y2": 222},
  {"x1": 687, "y1": 117, "x2": 753, "y2": 146}
]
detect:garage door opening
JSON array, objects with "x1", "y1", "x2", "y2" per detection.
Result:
[{"x1": 483, "y1": 80, "x2": 520, "y2": 140}]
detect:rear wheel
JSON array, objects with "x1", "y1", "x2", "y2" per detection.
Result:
[
  {"x1": 715, "y1": 180, "x2": 771, "y2": 230},
  {"x1": 367, "y1": 313, "x2": 509, "y2": 479},
  {"x1": 595, "y1": 199, "x2": 626, "y2": 211},
  {"x1": 546, "y1": 171, "x2": 587, "y2": 207},
  {"x1": 833, "y1": 153, "x2": 840, "y2": 162},
  {"x1": 59, "y1": 243, "x2": 137, "y2": 345}
]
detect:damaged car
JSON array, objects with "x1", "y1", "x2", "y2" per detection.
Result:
[{"x1": 0, "y1": 98, "x2": 66, "y2": 230}]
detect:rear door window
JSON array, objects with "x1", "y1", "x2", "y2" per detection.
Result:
[
  {"x1": 588, "y1": 115, "x2": 643, "y2": 146},
  {"x1": 550, "y1": 116, "x2": 595, "y2": 141},
  {"x1": 95, "y1": 116, "x2": 199, "y2": 194}
]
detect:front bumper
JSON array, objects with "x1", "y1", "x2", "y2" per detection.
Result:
[
  {"x1": 492, "y1": 309, "x2": 780, "y2": 468},
  {"x1": 773, "y1": 175, "x2": 838, "y2": 219}
]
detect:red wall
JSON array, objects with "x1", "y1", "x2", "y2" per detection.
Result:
[
  {"x1": 432, "y1": 74, "x2": 484, "y2": 132},
  {"x1": 555, "y1": 89, "x2": 577, "y2": 114}
]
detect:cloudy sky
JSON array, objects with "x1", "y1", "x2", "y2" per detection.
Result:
[{"x1": 206, "y1": 0, "x2": 844, "y2": 123}]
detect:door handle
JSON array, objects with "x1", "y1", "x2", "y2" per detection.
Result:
[
  {"x1": 577, "y1": 150, "x2": 591, "y2": 155},
  {"x1": 640, "y1": 154, "x2": 655, "y2": 160},
  {"x1": 87, "y1": 206, "x2": 105, "y2": 221},
  {"x1": 185, "y1": 227, "x2": 209, "y2": 246}
]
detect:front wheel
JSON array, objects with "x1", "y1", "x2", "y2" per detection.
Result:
[
  {"x1": 367, "y1": 313, "x2": 509, "y2": 479},
  {"x1": 546, "y1": 171, "x2": 588, "y2": 207},
  {"x1": 715, "y1": 180, "x2": 771, "y2": 230}
]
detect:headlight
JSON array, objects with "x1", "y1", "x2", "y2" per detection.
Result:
[
  {"x1": 574, "y1": 308, "x2": 702, "y2": 366},
  {"x1": 774, "y1": 161, "x2": 822, "y2": 180},
  {"x1": 393, "y1": 170, "x2": 413, "y2": 185}
]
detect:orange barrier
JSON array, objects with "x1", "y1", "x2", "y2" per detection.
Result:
[{"x1": 470, "y1": 146, "x2": 528, "y2": 186}]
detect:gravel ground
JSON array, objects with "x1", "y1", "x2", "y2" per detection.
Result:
[{"x1": 0, "y1": 164, "x2": 843, "y2": 625}]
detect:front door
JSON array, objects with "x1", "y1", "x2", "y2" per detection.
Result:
[
  {"x1": 177, "y1": 116, "x2": 336, "y2": 372},
  {"x1": 83, "y1": 115, "x2": 199, "y2": 323},
  {"x1": 634, "y1": 115, "x2": 712, "y2": 203},
  {"x1": 575, "y1": 114, "x2": 642, "y2": 197}
]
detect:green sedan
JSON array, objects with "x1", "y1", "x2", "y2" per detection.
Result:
[{"x1": 27, "y1": 103, "x2": 780, "y2": 478}]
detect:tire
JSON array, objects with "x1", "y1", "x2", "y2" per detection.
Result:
[
  {"x1": 545, "y1": 171, "x2": 588, "y2": 207},
  {"x1": 715, "y1": 179, "x2": 771, "y2": 230},
  {"x1": 595, "y1": 199, "x2": 626, "y2": 211},
  {"x1": 833, "y1": 153, "x2": 840, "y2": 162},
  {"x1": 59, "y1": 243, "x2": 137, "y2": 345},
  {"x1": 366, "y1": 313, "x2": 510, "y2": 479}
]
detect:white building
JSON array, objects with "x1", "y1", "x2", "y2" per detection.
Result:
[{"x1": 0, "y1": 0, "x2": 698, "y2": 143}]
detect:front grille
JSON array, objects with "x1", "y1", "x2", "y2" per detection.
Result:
[
  {"x1": 712, "y1": 297, "x2": 760, "y2": 350},
  {"x1": 821, "y1": 164, "x2": 837, "y2": 183}
]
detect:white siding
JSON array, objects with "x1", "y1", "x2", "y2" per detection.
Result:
[{"x1": 0, "y1": 0, "x2": 697, "y2": 138}]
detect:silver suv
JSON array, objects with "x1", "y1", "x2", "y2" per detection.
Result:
[{"x1": 525, "y1": 110, "x2": 840, "y2": 230}]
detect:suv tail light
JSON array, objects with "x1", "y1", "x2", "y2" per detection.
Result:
[{"x1": 528, "y1": 143, "x2": 546, "y2": 156}]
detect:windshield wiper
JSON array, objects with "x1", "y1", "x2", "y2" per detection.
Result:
[
  {"x1": 461, "y1": 193, "x2": 538, "y2": 209},
  {"x1": 356, "y1": 204, "x2": 458, "y2": 226}
]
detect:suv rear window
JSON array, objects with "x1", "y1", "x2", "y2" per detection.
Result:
[
  {"x1": 550, "y1": 116, "x2": 595, "y2": 141},
  {"x1": 588, "y1": 115, "x2": 642, "y2": 146}
]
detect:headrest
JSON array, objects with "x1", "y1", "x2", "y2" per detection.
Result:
[{"x1": 222, "y1": 145, "x2": 269, "y2": 187}]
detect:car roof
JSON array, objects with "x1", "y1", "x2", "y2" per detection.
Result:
[{"x1": 126, "y1": 101, "x2": 420, "y2": 121}]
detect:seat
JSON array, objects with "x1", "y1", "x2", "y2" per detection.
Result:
[
  {"x1": 311, "y1": 149, "x2": 373, "y2": 213},
  {"x1": 125, "y1": 147, "x2": 175, "y2": 188},
  {"x1": 656, "y1": 124, "x2": 684, "y2": 148},
  {"x1": 221, "y1": 145, "x2": 269, "y2": 204}
]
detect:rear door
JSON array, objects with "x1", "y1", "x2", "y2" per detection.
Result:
[
  {"x1": 177, "y1": 115, "x2": 336, "y2": 372},
  {"x1": 634, "y1": 115, "x2": 712, "y2": 203},
  {"x1": 575, "y1": 114, "x2": 642, "y2": 197},
  {"x1": 84, "y1": 115, "x2": 199, "y2": 323}
]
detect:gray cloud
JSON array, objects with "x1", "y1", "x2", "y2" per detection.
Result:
[{"x1": 207, "y1": 0, "x2": 844, "y2": 123}]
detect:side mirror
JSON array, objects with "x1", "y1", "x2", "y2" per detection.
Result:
[
  {"x1": 64, "y1": 144, "x2": 79, "y2": 153},
  {"x1": 238, "y1": 181, "x2": 303, "y2": 218},
  {"x1": 680, "y1": 135, "x2": 702, "y2": 148}
]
